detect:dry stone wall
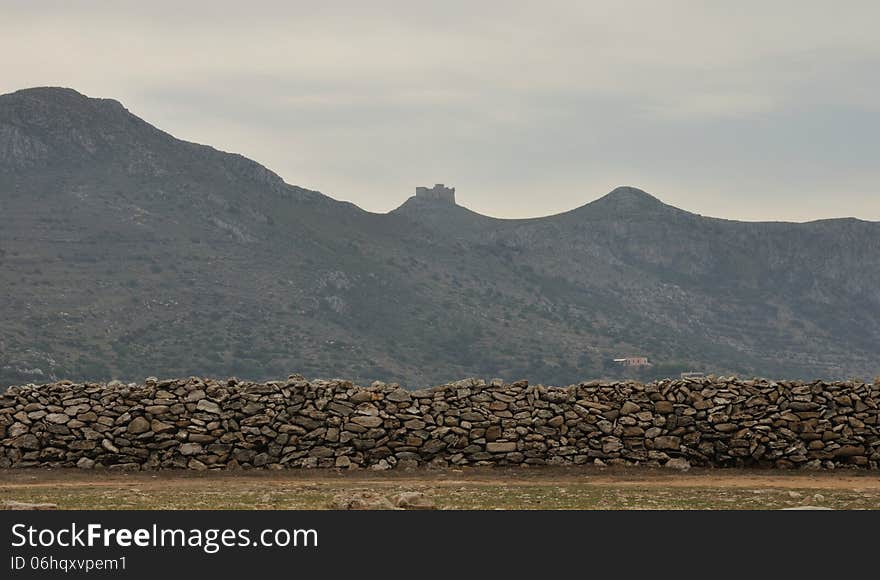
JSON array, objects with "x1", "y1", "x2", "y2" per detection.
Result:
[{"x1": 1, "y1": 376, "x2": 879, "y2": 470}]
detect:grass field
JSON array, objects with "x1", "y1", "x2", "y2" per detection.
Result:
[{"x1": 2, "y1": 467, "x2": 879, "y2": 510}]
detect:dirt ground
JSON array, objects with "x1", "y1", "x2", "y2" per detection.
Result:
[{"x1": 1, "y1": 466, "x2": 879, "y2": 510}]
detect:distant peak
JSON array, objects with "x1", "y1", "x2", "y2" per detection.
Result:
[
  {"x1": 603, "y1": 186, "x2": 660, "y2": 202},
  {"x1": 12, "y1": 86, "x2": 86, "y2": 98},
  {"x1": 2, "y1": 86, "x2": 127, "y2": 114},
  {"x1": 566, "y1": 186, "x2": 685, "y2": 220},
  {"x1": 590, "y1": 186, "x2": 669, "y2": 209}
]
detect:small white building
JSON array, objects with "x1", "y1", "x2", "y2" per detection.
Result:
[{"x1": 613, "y1": 357, "x2": 650, "y2": 367}]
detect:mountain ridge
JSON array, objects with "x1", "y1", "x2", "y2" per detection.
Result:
[
  {"x1": 1, "y1": 86, "x2": 878, "y2": 387},
  {"x1": 7, "y1": 87, "x2": 875, "y2": 225}
]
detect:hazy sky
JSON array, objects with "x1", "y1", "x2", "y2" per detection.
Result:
[{"x1": 2, "y1": 1, "x2": 879, "y2": 221}]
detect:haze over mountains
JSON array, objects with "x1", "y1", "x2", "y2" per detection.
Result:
[{"x1": 1, "y1": 87, "x2": 878, "y2": 388}]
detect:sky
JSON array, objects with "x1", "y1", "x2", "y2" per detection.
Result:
[{"x1": 2, "y1": 0, "x2": 879, "y2": 221}]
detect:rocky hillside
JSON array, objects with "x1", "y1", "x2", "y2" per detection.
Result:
[{"x1": 1, "y1": 87, "x2": 878, "y2": 387}]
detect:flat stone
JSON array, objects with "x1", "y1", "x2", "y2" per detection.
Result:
[
  {"x1": 3, "y1": 500, "x2": 58, "y2": 510},
  {"x1": 101, "y1": 439, "x2": 119, "y2": 453},
  {"x1": 421, "y1": 439, "x2": 446, "y2": 454},
  {"x1": 355, "y1": 403, "x2": 379, "y2": 416},
  {"x1": 150, "y1": 419, "x2": 175, "y2": 433},
  {"x1": 460, "y1": 412, "x2": 485, "y2": 422},
  {"x1": 386, "y1": 389, "x2": 412, "y2": 403},
  {"x1": 185, "y1": 389, "x2": 206, "y2": 402},
  {"x1": 391, "y1": 492, "x2": 436, "y2": 510},
  {"x1": 349, "y1": 391, "x2": 373, "y2": 404},
  {"x1": 351, "y1": 416, "x2": 383, "y2": 428},
  {"x1": 187, "y1": 458, "x2": 208, "y2": 470},
  {"x1": 196, "y1": 399, "x2": 221, "y2": 414},
  {"x1": 10, "y1": 434, "x2": 40, "y2": 449},
  {"x1": 486, "y1": 441, "x2": 517, "y2": 453},
  {"x1": 179, "y1": 442, "x2": 203, "y2": 456},
  {"x1": 664, "y1": 457, "x2": 691, "y2": 471},
  {"x1": 654, "y1": 436, "x2": 681, "y2": 450},
  {"x1": 45, "y1": 413, "x2": 70, "y2": 425},
  {"x1": 602, "y1": 437, "x2": 623, "y2": 454},
  {"x1": 8, "y1": 422, "x2": 29, "y2": 437},
  {"x1": 127, "y1": 416, "x2": 151, "y2": 434},
  {"x1": 327, "y1": 402, "x2": 354, "y2": 416},
  {"x1": 834, "y1": 445, "x2": 865, "y2": 457},
  {"x1": 329, "y1": 492, "x2": 395, "y2": 510}
]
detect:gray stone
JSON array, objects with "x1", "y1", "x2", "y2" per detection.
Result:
[
  {"x1": 602, "y1": 437, "x2": 623, "y2": 454},
  {"x1": 187, "y1": 458, "x2": 208, "y2": 470},
  {"x1": 3, "y1": 500, "x2": 58, "y2": 510},
  {"x1": 329, "y1": 492, "x2": 395, "y2": 510},
  {"x1": 76, "y1": 457, "x2": 96, "y2": 469},
  {"x1": 8, "y1": 423, "x2": 29, "y2": 437},
  {"x1": 101, "y1": 439, "x2": 119, "y2": 453},
  {"x1": 196, "y1": 399, "x2": 221, "y2": 414},
  {"x1": 664, "y1": 457, "x2": 691, "y2": 471},
  {"x1": 391, "y1": 492, "x2": 436, "y2": 510},
  {"x1": 179, "y1": 442, "x2": 203, "y2": 456},
  {"x1": 486, "y1": 441, "x2": 517, "y2": 453},
  {"x1": 185, "y1": 389, "x2": 206, "y2": 402},
  {"x1": 127, "y1": 416, "x2": 151, "y2": 434},
  {"x1": 150, "y1": 419, "x2": 175, "y2": 433},
  {"x1": 45, "y1": 413, "x2": 70, "y2": 425},
  {"x1": 386, "y1": 389, "x2": 412, "y2": 403},
  {"x1": 654, "y1": 436, "x2": 681, "y2": 450},
  {"x1": 351, "y1": 416, "x2": 383, "y2": 428}
]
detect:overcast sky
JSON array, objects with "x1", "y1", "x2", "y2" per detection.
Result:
[{"x1": 2, "y1": 1, "x2": 879, "y2": 221}]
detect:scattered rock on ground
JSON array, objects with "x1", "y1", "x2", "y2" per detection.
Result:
[
  {"x1": 390, "y1": 491, "x2": 437, "y2": 510},
  {"x1": 3, "y1": 500, "x2": 58, "y2": 510},
  {"x1": 329, "y1": 492, "x2": 396, "y2": 510},
  {"x1": 665, "y1": 458, "x2": 691, "y2": 471}
]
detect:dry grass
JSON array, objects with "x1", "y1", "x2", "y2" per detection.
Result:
[{"x1": 1, "y1": 466, "x2": 879, "y2": 510}]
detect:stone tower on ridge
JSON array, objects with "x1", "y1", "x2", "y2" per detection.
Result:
[{"x1": 415, "y1": 183, "x2": 455, "y2": 204}]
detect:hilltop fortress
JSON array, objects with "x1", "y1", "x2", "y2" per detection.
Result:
[{"x1": 415, "y1": 183, "x2": 455, "y2": 203}]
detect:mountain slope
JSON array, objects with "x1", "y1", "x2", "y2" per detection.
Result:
[{"x1": 1, "y1": 87, "x2": 878, "y2": 387}]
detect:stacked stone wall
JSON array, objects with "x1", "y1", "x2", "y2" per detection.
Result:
[{"x1": 2, "y1": 376, "x2": 878, "y2": 470}]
